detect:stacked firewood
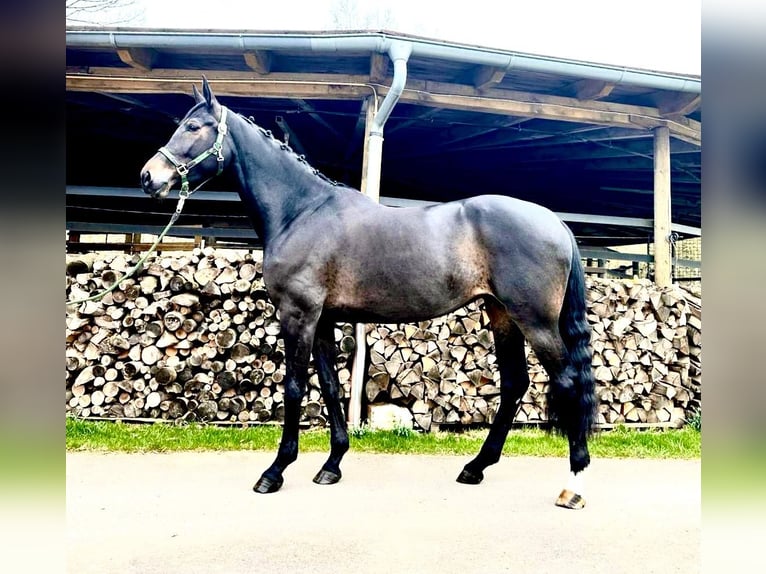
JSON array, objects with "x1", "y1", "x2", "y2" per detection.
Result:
[
  {"x1": 366, "y1": 277, "x2": 701, "y2": 431},
  {"x1": 66, "y1": 250, "x2": 701, "y2": 431},
  {"x1": 365, "y1": 307, "x2": 499, "y2": 432},
  {"x1": 586, "y1": 278, "x2": 701, "y2": 427},
  {"x1": 66, "y1": 248, "x2": 354, "y2": 426}
]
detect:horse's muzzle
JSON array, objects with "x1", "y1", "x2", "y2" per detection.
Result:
[{"x1": 140, "y1": 155, "x2": 176, "y2": 199}]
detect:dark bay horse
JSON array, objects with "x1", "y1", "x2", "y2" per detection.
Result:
[{"x1": 140, "y1": 78, "x2": 596, "y2": 509}]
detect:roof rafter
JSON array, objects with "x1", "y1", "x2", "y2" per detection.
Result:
[
  {"x1": 369, "y1": 52, "x2": 388, "y2": 84},
  {"x1": 503, "y1": 126, "x2": 648, "y2": 149},
  {"x1": 116, "y1": 48, "x2": 155, "y2": 72},
  {"x1": 473, "y1": 66, "x2": 506, "y2": 90},
  {"x1": 243, "y1": 50, "x2": 272, "y2": 74},
  {"x1": 386, "y1": 107, "x2": 443, "y2": 135},
  {"x1": 571, "y1": 79, "x2": 615, "y2": 100},
  {"x1": 291, "y1": 99, "x2": 345, "y2": 141}
]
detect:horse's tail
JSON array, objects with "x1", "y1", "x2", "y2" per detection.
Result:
[{"x1": 548, "y1": 227, "x2": 596, "y2": 438}]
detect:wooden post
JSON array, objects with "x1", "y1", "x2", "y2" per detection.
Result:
[
  {"x1": 653, "y1": 126, "x2": 672, "y2": 287},
  {"x1": 348, "y1": 97, "x2": 378, "y2": 428},
  {"x1": 360, "y1": 96, "x2": 380, "y2": 200}
]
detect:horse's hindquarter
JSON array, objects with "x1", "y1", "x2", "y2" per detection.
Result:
[{"x1": 465, "y1": 195, "x2": 574, "y2": 321}]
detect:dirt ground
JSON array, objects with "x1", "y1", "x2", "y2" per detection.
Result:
[{"x1": 67, "y1": 451, "x2": 699, "y2": 574}]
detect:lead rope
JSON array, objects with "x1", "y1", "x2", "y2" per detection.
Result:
[
  {"x1": 66, "y1": 189, "x2": 192, "y2": 307},
  {"x1": 67, "y1": 107, "x2": 230, "y2": 307}
]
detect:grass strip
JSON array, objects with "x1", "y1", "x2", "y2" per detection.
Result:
[{"x1": 66, "y1": 417, "x2": 700, "y2": 459}]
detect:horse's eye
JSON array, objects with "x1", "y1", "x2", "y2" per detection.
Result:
[{"x1": 187, "y1": 122, "x2": 201, "y2": 132}]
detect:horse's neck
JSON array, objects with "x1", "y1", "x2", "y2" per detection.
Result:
[{"x1": 228, "y1": 115, "x2": 332, "y2": 247}]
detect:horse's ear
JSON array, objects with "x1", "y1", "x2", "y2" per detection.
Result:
[
  {"x1": 192, "y1": 84, "x2": 205, "y2": 104},
  {"x1": 192, "y1": 84, "x2": 205, "y2": 105},
  {"x1": 201, "y1": 75, "x2": 217, "y2": 108}
]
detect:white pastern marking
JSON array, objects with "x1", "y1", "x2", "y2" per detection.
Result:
[{"x1": 565, "y1": 469, "x2": 586, "y2": 496}]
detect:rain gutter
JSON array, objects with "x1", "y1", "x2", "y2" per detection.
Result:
[{"x1": 66, "y1": 30, "x2": 700, "y2": 93}]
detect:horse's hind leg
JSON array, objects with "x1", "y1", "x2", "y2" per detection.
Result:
[
  {"x1": 311, "y1": 318, "x2": 350, "y2": 485},
  {"x1": 525, "y1": 326, "x2": 591, "y2": 509},
  {"x1": 457, "y1": 299, "x2": 530, "y2": 485},
  {"x1": 253, "y1": 302, "x2": 320, "y2": 494}
]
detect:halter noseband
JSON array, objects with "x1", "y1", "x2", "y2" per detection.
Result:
[{"x1": 158, "y1": 105, "x2": 229, "y2": 194}]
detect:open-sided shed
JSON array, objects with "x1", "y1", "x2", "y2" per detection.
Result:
[{"x1": 66, "y1": 28, "x2": 701, "y2": 284}]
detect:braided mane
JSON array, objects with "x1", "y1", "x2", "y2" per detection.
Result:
[{"x1": 239, "y1": 113, "x2": 348, "y2": 188}]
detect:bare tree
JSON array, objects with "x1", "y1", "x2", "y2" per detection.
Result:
[
  {"x1": 328, "y1": 0, "x2": 397, "y2": 30},
  {"x1": 66, "y1": 0, "x2": 144, "y2": 26},
  {"x1": 326, "y1": 0, "x2": 447, "y2": 38}
]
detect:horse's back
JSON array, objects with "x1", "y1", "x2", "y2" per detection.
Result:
[
  {"x1": 339, "y1": 193, "x2": 567, "y2": 246},
  {"x1": 267, "y1": 190, "x2": 573, "y2": 323}
]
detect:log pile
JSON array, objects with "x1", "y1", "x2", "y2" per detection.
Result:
[
  {"x1": 66, "y1": 248, "x2": 354, "y2": 426},
  {"x1": 585, "y1": 279, "x2": 701, "y2": 427},
  {"x1": 365, "y1": 307, "x2": 501, "y2": 432},
  {"x1": 66, "y1": 250, "x2": 702, "y2": 431},
  {"x1": 366, "y1": 277, "x2": 701, "y2": 431}
]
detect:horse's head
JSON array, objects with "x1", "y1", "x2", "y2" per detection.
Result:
[{"x1": 140, "y1": 77, "x2": 229, "y2": 199}]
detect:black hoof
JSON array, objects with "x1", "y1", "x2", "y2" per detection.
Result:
[
  {"x1": 456, "y1": 468, "x2": 484, "y2": 485},
  {"x1": 313, "y1": 469, "x2": 342, "y2": 485},
  {"x1": 253, "y1": 474, "x2": 283, "y2": 494}
]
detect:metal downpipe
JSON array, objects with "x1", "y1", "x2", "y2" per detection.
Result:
[{"x1": 348, "y1": 41, "x2": 411, "y2": 429}]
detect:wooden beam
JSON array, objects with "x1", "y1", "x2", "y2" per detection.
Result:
[
  {"x1": 65, "y1": 68, "x2": 700, "y2": 143},
  {"x1": 430, "y1": 118, "x2": 530, "y2": 150},
  {"x1": 666, "y1": 116, "x2": 701, "y2": 146},
  {"x1": 653, "y1": 126, "x2": 672, "y2": 287},
  {"x1": 668, "y1": 131, "x2": 700, "y2": 147},
  {"x1": 393, "y1": 139, "x2": 697, "y2": 166},
  {"x1": 402, "y1": 90, "x2": 649, "y2": 129},
  {"x1": 66, "y1": 72, "x2": 374, "y2": 100},
  {"x1": 292, "y1": 99, "x2": 345, "y2": 141},
  {"x1": 369, "y1": 53, "x2": 388, "y2": 84},
  {"x1": 655, "y1": 93, "x2": 701, "y2": 118},
  {"x1": 505, "y1": 126, "x2": 648, "y2": 149},
  {"x1": 243, "y1": 50, "x2": 272, "y2": 74},
  {"x1": 385, "y1": 107, "x2": 442, "y2": 135},
  {"x1": 501, "y1": 137, "x2": 699, "y2": 163},
  {"x1": 388, "y1": 117, "x2": 529, "y2": 159},
  {"x1": 473, "y1": 66, "x2": 506, "y2": 90},
  {"x1": 342, "y1": 99, "x2": 371, "y2": 163},
  {"x1": 572, "y1": 79, "x2": 615, "y2": 100},
  {"x1": 66, "y1": 67, "x2": 660, "y2": 115},
  {"x1": 414, "y1": 78, "x2": 660, "y2": 117},
  {"x1": 627, "y1": 114, "x2": 700, "y2": 146},
  {"x1": 92, "y1": 91, "x2": 166, "y2": 114},
  {"x1": 116, "y1": 48, "x2": 156, "y2": 72},
  {"x1": 399, "y1": 80, "x2": 700, "y2": 144}
]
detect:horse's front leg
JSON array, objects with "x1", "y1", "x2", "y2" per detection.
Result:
[
  {"x1": 311, "y1": 318, "x2": 350, "y2": 485},
  {"x1": 253, "y1": 301, "x2": 320, "y2": 494}
]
